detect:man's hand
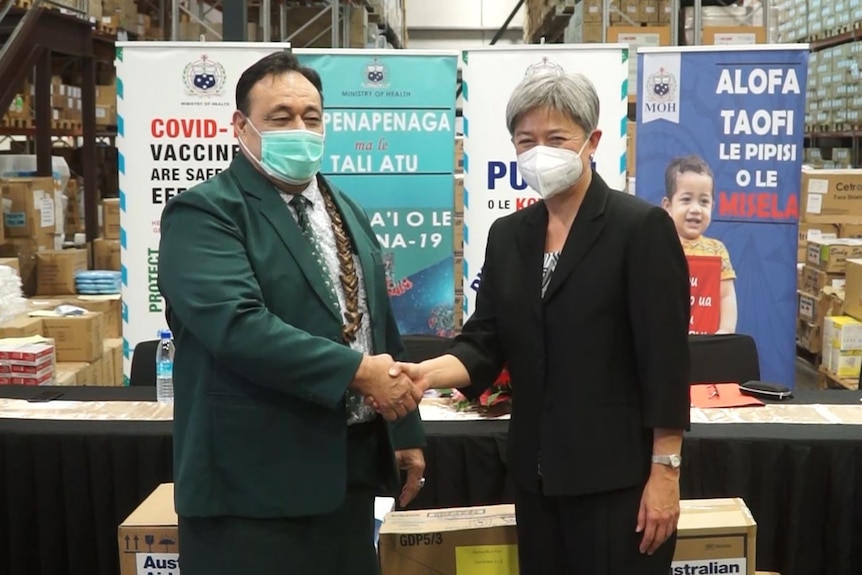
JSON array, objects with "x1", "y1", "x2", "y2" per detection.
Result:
[
  {"x1": 350, "y1": 354, "x2": 422, "y2": 421},
  {"x1": 365, "y1": 362, "x2": 430, "y2": 413},
  {"x1": 636, "y1": 465, "x2": 681, "y2": 555},
  {"x1": 389, "y1": 361, "x2": 432, "y2": 393},
  {"x1": 395, "y1": 448, "x2": 425, "y2": 507}
]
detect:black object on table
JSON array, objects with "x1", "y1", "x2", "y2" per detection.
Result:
[{"x1": 1, "y1": 386, "x2": 861, "y2": 575}]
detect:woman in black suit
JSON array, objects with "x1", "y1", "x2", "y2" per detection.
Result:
[{"x1": 392, "y1": 69, "x2": 691, "y2": 573}]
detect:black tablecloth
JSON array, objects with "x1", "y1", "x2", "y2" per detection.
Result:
[{"x1": 1, "y1": 386, "x2": 861, "y2": 575}]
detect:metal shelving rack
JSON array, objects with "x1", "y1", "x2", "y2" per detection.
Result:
[
  {"x1": 527, "y1": 0, "x2": 770, "y2": 46},
  {"x1": 161, "y1": 0, "x2": 400, "y2": 48}
]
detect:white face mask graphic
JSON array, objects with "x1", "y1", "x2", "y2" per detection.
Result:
[{"x1": 517, "y1": 137, "x2": 591, "y2": 199}]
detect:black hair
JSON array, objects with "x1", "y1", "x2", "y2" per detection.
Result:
[
  {"x1": 235, "y1": 51, "x2": 324, "y2": 115},
  {"x1": 664, "y1": 155, "x2": 715, "y2": 200}
]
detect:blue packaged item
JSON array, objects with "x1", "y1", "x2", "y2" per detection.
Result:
[
  {"x1": 76, "y1": 270, "x2": 121, "y2": 281},
  {"x1": 75, "y1": 270, "x2": 121, "y2": 294}
]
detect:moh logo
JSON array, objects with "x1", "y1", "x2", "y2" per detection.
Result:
[
  {"x1": 644, "y1": 66, "x2": 679, "y2": 116},
  {"x1": 362, "y1": 58, "x2": 389, "y2": 88},
  {"x1": 183, "y1": 55, "x2": 227, "y2": 97},
  {"x1": 647, "y1": 67, "x2": 676, "y2": 100}
]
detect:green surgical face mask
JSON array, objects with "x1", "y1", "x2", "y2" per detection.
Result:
[{"x1": 243, "y1": 119, "x2": 325, "y2": 185}]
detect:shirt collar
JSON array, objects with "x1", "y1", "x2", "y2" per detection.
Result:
[{"x1": 280, "y1": 177, "x2": 321, "y2": 208}]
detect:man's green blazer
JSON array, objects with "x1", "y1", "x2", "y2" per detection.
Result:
[{"x1": 157, "y1": 153, "x2": 425, "y2": 519}]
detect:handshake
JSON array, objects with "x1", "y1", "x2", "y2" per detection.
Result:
[{"x1": 350, "y1": 354, "x2": 426, "y2": 422}]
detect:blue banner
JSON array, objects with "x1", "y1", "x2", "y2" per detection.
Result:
[
  {"x1": 297, "y1": 51, "x2": 459, "y2": 336},
  {"x1": 636, "y1": 46, "x2": 808, "y2": 387}
]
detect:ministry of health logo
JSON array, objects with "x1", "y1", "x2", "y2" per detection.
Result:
[
  {"x1": 362, "y1": 58, "x2": 389, "y2": 88},
  {"x1": 646, "y1": 67, "x2": 677, "y2": 102},
  {"x1": 524, "y1": 56, "x2": 565, "y2": 78},
  {"x1": 183, "y1": 55, "x2": 227, "y2": 97}
]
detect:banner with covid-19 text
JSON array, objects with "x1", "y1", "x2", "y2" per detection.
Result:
[
  {"x1": 295, "y1": 49, "x2": 459, "y2": 337},
  {"x1": 115, "y1": 42, "x2": 291, "y2": 384},
  {"x1": 115, "y1": 43, "x2": 458, "y2": 383},
  {"x1": 635, "y1": 45, "x2": 808, "y2": 388},
  {"x1": 460, "y1": 45, "x2": 629, "y2": 318}
]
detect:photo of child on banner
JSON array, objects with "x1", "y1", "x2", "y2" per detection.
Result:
[
  {"x1": 635, "y1": 45, "x2": 809, "y2": 388},
  {"x1": 662, "y1": 155, "x2": 737, "y2": 335}
]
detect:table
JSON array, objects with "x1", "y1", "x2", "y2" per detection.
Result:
[{"x1": 1, "y1": 386, "x2": 861, "y2": 575}]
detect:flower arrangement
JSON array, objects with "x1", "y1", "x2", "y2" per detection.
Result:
[{"x1": 448, "y1": 365, "x2": 512, "y2": 416}]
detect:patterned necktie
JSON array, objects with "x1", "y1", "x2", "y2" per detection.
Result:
[{"x1": 289, "y1": 194, "x2": 340, "y2": 314}]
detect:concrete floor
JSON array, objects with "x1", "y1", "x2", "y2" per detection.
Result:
[{"x1": 795, "y1": 355, "x2": 820, "y2": 391}]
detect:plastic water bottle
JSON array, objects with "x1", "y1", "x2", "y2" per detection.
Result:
[{"x1": 156, "y1": 329, "x2": 175, "y2": 403}]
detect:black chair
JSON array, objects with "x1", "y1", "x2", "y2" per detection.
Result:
[
  {"x1": 688, "y1": 334, "x2": 761, "y2": 385},
  {"x1": 401, "y1": 335, "x2": 454, "y2": 363},
  {"x1": 129, "y1": 340, "x2": 158, "y2": 386}
]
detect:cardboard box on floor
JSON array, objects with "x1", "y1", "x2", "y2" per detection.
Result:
[
  {"x1": 119, "y1": 484, "x2": 396, "y2": 574},
  {"x1": 673, "y1": 498, "x2": 756, "y2": 575},
  {"x1": 118, "y1": 484, "x2": 178, "y2": 575},
  {"x1": 379, "y1": 498, "x2": 756, "y2": 575},
  {"x1": 119, "y1": 486, "x2": 757, "y2": 575},
  {"x1": 379, "y1": 504, "x2": 518, "y2": 573}
]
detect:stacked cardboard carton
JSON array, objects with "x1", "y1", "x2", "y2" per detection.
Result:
[
  {"x1": 86, "y1": 0, "x2": 161, "y2": 38},
  {"x1": 804, "y1": 147, "x2": 854, "y2": 170},
  {"x1": 775, "y1": 0, "x2": 860, "y2": 44},
  {"x1": 822, "y1": 259, "x2": 862, "y2": 388},
  {"x1": 560, "y1": 0, "x2": 661, "y2": 42},
  {"x1": 65, "y1": 177, "x2": 85, "y2": 236},
  {"x1": 682, "y1": 3, "x2": 766, "y2": 45},
  {"x1": 0, "y1": 337, "x2": 56, "y2": 386},
  {"x1": 3, "y1": 90, "x2": 29, "y2": 128},
  {"x1": 804, "y1": 43, "x2": 862, "y2": 131},
  {"x1": 0, "y1": 176, "x2": 62, "y2": 296},
  {"x1": 560, "y1": 0, "x2": 672, "y2": 98},
  {"x1": 0, "y1": 277, "x2": 124, "y2": 386},
  {"x1": 95, "y1": 198, "x2": 121, "y2": 272},
  {"x1": 2, "y1": 77, "x2": 83, "y2": 130},
  {"x1": 777, "y1": 0, "x2": 862, "y2": 132},
  {"x1": 0, "y1": 181, "x2": 125, "y2": 386},
  {"x1": 95, "y1": 84, "x2": 118, "y2": 127},
  {"x1": 366, "y1": 0, "x2": 406, "y2": 47},
  {"x1": 796, "y1": 168, "x2": 862, "y2": 388},
  {"x1": 243, "y1": 5, "x2": 379, "y2": 48}
]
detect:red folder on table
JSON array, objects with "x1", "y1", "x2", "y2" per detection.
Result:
[{"x1": 690, "y1": 383, "x2": 764, "y2": 408}]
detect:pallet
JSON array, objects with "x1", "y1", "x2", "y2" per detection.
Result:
[
  {"x1": 97, "y1": 22, "x2": 117, "y2": 35},
  {"x1": 807, "y1": 124, "x2": 833, "y2": 135},
  {"x1": 50, "y1": 120, "x2": 82, "y2": 131},
  {"x1": 0, "y1": 117, "x2": 32, "y2": 129},
  {"x1": 828, "y1": 123, "x2": 861, "y2": 133},
  {"x1": 807, "y1": 20, "x2": 862, "y2": 44},
  {"x1": 821, "y1": 25, "x2": 852, "y2": 38},
  {"x1": 817, "y1": 367, "x2": 859, "y2": 391}
]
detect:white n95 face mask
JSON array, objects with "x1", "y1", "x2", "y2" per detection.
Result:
[{"x1": 517, "y1": 140, "x2": 590, "y2": 200}]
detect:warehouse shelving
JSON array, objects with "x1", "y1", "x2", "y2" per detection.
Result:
[
  {"x1": 525, "y1": 0, "x2": 768, "y2": 45},
  {"x1": 0, "y1": 0, "x2": 102, "y2": 240},
  {"x1": 800, "y1": 10, "x2": 862, "y2": 164},
  {"x1": 162, "y1": 0, "x2": 406, "y2": 48}
]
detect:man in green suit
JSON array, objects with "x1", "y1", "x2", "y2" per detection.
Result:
[{"x1": 157, "y1": 52, "x2": 427, "y2": 575}]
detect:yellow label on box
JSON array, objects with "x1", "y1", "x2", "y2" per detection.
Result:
[{"x1": 455, "y1": 544, "x2": 518, "y2": 574}]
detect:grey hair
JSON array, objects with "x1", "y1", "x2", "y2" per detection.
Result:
[{"x1": 505, "y1": 72, "x2": 600, "y2": 135}]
